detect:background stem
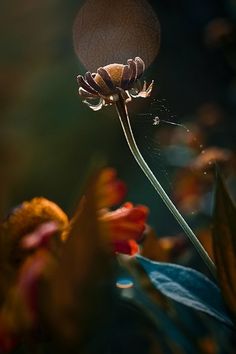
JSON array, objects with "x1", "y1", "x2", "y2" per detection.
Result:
[{"x1": 115, "y1": 98, "x2": 217, "y2": 279}]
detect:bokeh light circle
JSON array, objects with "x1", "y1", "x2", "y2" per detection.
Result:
[{"x1": 73, "y1": 0, "x2": 160, "y2": 71}]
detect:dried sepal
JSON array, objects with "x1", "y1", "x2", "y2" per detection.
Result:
[{"x1": 77, "y1": 57, "x2": 153, "y2": 110}]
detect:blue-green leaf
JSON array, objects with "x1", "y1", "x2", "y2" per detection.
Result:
[{"x1": 136, "y1": 255, "x2": 233, "y2": 327}]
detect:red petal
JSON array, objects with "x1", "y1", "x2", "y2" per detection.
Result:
[{"x1": 113, "y1": 239, "x2": 139, "y2": 255}]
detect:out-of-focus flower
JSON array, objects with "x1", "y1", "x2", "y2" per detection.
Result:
[
  {"x1": 95, "y1": 168, "x2": 126, "y2": 209},
  {"x1": 141, "y1": 227, "x2": 188, "y2": 263},
  {"x1": 197, "y1": 102, "x2": 223, "y2": 127},
  {"x1": 0, "y1": 225, "x2": 57, "y2": 352},
  {"x1": 3, "y1": 197, "x2": 68, "y2": 242},
  {"x1": 173, "y1": 170, "x2": 203, "y2": 214},
  {"x1": 190, "y1": 147, "x2": 232, "y2": 171},
  {"x1": 1, "y1": 197, "x2": 69, "y2": 266},
  {"x1": 93, "y1": 168, "x2": 148, "y2": 255},
  {"x1": 0, "y1": 168, "x2": 149, "y2": 351},
  {"x1": 77, "y1": 57, "x2": 153, "y2": 111},
  {"x1": 100, "y1": 202, "x2": 149, "y2": 255},
  {"x1": 204, "y1": 18, "x2": 235, "y2": 48},
  {"x1": 20, "y1": 221, "x2": 59, "y2": 250}
]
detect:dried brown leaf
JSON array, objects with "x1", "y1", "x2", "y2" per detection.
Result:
[
  {"x1": 41, "y1": 170, "x2": 114, "y2": 347},
  {"x1": 212, "y1": 172, "x2": 236, "y2": 321}
]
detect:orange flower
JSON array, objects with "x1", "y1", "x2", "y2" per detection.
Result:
[
  {"x1": 95, "y1": 168, "x2": 126, "y2": 209},
  {"x1": 100, "y1": 202, "x2": 149, "y2": 255},
  {"x1": 0, "y1": 167, "x2": 149, "y2": 352},
  {"x1": 1, "y1": 198, "x2": 68, "y2": 266}
]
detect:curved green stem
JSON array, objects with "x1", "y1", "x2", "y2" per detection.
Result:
[{"x1": 115, "y1": 98, "x2": 217, "y2": 279}]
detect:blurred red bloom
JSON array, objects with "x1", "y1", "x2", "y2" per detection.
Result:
[
  {"x1": 95, "y1": 168, "x2": 127, "y2": 209},
  {"x1": 0, "y1": 167, "x2": 149, "y2": 351},
  {"x1": 100, "y1": 202, "x2": 149, "y2": 255},
  {"x1": 0, "y1": 224, "x2": 57, "y2": 352}
]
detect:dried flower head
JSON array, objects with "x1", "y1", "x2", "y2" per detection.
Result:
[{"x1": 77, "y1": 57, "x2": 153, "y2": 111}]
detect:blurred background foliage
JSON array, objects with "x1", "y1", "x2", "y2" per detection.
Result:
[
  {"x1": 1, "y1": 1, "x2": 236, "y2": 353},
  {"x1": 0, "y1": 0, "x2": 236, "y2": 250}
]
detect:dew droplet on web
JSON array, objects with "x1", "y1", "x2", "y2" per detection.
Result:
[
  {"x1": 153, "y1": 116, "x2": 160, "y2": 125},
  {"x1": 201, "y1": 150, "x2": 205, "y2": 154},
  {"x1": 203, "y1": 171, "x2": 207, "y2": 175},
  {"x1": 116, "y1": 278, "x2": 134, "y2": 289}
]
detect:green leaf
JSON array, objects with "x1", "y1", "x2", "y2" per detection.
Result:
[
  {"x1": 119, "y1": 255, "x2": 211, "y2": 353},
  {"x1": 212, "y1": 172, "x2": 236, "y2": 322},
  {"x1": 135, "y1": 255, "x2": 233, "y2": 327}
]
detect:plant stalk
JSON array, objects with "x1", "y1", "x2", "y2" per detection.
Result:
[{"x1": 115, "y1": 97, "x2": 217, "y2": 279}]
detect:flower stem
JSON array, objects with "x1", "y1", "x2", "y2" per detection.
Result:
[{"x1": 115, "y1": 98, "x2": 217, "y2": 279}]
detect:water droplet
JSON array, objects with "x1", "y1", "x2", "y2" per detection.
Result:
[
  {"x1": 203, "y1": 171, "x2": 207, "y2": 175},
  {"x1": 199, "y1": 144, "x2": 203, "y2": 149},
  {"x1": 116, "y1": 278, "x2": 134, "y2": 289},
  {"x1": 201, "y1": 150, "x2": 205, "y2": 154},
  {"x1": 208, "y1": 161, "x2": 212, "y2": 165},
  {"x1": 153, "y1": 116, "x2": 160, "y2": 125}
]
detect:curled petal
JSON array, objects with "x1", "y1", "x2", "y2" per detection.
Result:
[
  {"x1": 127, "y1": 59, "x2": 137, "y2": 85},
  {"x1": 100, "y1": 202, "x2": 149, "y2": 242},
  {"x1": 84, "y1": 71, "x2": 103, "y2": 93},
  {"x1": 121, "y1": 65, "x2": 131, "y2": 89},
  {"x1": 78, "y1": 87, "x2": 97, "y2": 98},
  {"x1": 83, "y1": 98, "x2": 104, "y2": 111},
  {"x1": 77, "y1": 75, "x2": 98, "y2": 95},
  {"x1": 97, "y1": 67, "x2": 115, "y2": 91},
  {"x1": 135, "y1": 57, "x2": 145, "y2": 79}
]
